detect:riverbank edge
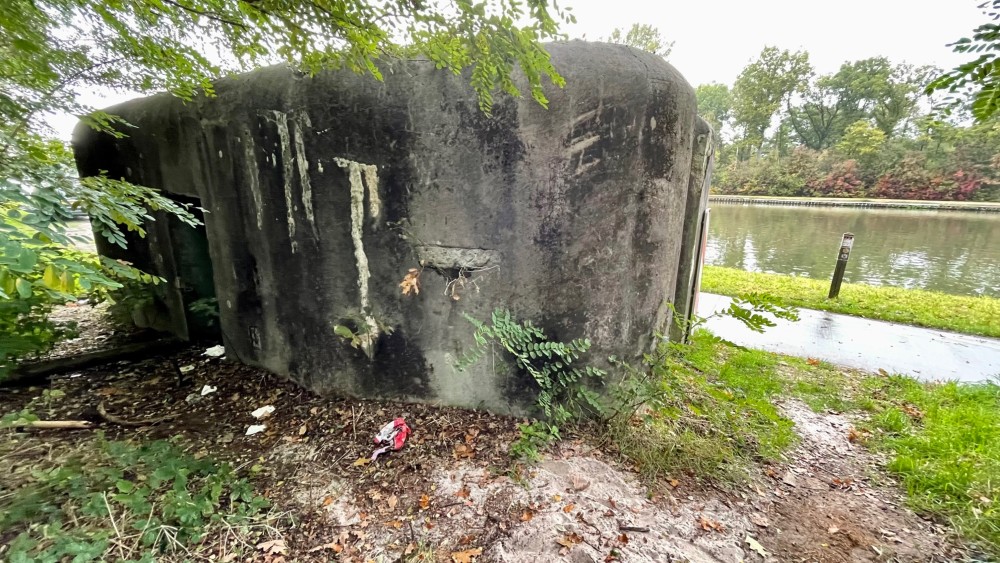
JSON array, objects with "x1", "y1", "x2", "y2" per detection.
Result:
[
  {"x1": 699, "y1": 266, "x2": 1000, "y2": 339},
  {"x1": 709, "y1": 194, "x2": 1000, "y2": 212}
]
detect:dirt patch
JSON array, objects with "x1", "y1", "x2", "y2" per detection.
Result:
[
  {"x1": 0, "y1": 344, "x2": 967, "y2": 562},
  {"x1": 749, "y1": 401, "x2": 958, "y2": 562}
]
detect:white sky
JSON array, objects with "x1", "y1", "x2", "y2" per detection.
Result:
[
  {"x1": 49, "y1": 0, "x2": 985, "y2": 139},
  {"x1": 564, "y1": 0, "x2": 985, "y2": 88}
]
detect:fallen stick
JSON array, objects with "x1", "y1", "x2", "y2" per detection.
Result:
[
  {"x1": 25, "y1": 420, "x2": 94, "y2": 429},
  {"x1": 618, "y1": 524, "x2": 651, "y2": 533},
  {"x1": 97, "y1": 401, "x2": 179, "y2": 427}
]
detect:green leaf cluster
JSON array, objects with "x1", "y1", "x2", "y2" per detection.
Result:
[
  {"x1": 1, "y1": 433, "x2": 269, "y2": 562},
  {"x1": 458, "y1": 308, "x2": 606, "y2": 460}
]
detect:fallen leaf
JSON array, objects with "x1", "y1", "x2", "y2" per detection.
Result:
[
  {"x1": 256, "y1": 539, "x2": 288, "y2": 555},
  {"x1": 617, "y1": 533, "x2": 629, "y2": 544},
  {"x1": 669, "y1": 478, "x2": 680, "y2": 488},
  {"x1": 451, "y1": 547, "x2": 483, "y2": 563},
  {"x1": 698, "y1": 515, "x2": 724, "y2": 532},
  {"x1": 572, "y1": 476, "x2": 591, "y2": 491},
  {"x1": 387, "y1": 495, "x2": 398, "y2": 510},
  {"x1": 807, "y1": 358, "x2": 820, "y2": 366},
  {"x1": 298, "y1": 424, "x2": 308, "y2": 436},
  {"x1": 420, "y1": 494, "x2": 430, "y2": 510},
  {"x1": 322, "y1": 496, "x2": 334, "y2": 507},
  {"x1": 404, "y1": 543, "x2": 416, "y2": 555},
  {"x1": 556, "y1": 532, "x2": 584, "y2": 548},
  {"x1": 352, "y1": 457, "x2": 371, "y2": 467},
  {"x1": 387, "y1": 520, "x2": 403, "y2": 529},
  {"x1": 400, "y1": 268, "x2": 421, "y2": 296},
  {"x1": 828, "y1": 526, "x2": 840, "y2": 534},
  {"x1": 459, "y1": 534, "x2": 476, "y2": 545},
  {"x1": 453, "y1": 443, "x2": 475, "y2": 459},
  {"x1": 307, "y1": 542, "x2": 343, "y2": 553},
  {"x1": 745, "y1": 535, "x2": 769, "y2": 558},
  {"x1": 456, "y1": 485, "x2": 471, "y2": 498},
  {"x1": 520, "y1": 510, "x2": 534, "y2": 522},
  {"x1": 563, "y1": 503, "x2": 575, "y2": 513}
]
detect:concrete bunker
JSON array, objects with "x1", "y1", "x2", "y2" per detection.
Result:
[{"x1": 73, "y1": 42, "x2": 713, "y2": 414}]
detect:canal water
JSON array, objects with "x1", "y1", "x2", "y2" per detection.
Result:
[{"x1": 705, "y1": 203, "x2": 1000, "y2": 298}]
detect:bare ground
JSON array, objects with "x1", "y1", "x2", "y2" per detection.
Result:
[{"x1": 0, "y1": 342, "x2": 969, "y2": 562}]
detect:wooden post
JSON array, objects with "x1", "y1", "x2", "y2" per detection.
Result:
[{"x1": 828, "y1": 233, "x2": 854, "y2": 299}]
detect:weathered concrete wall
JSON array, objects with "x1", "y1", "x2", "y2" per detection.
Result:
[{"x1": 73, "y1": 41, "x2": 710, "y2": 414}]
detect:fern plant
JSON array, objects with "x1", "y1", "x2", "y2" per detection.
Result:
[{"x1": 458, "y1": 309, "x2": 606, "y2": 426}]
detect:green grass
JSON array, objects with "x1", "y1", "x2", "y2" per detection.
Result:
[
  {"x1": 701, "y1": 265, "x2": 1000, "y2": 338},
  {"x1": 859, "y1": 376, "x2": 1000, "y2": 554},
  {"x1": 609, "y1": 331, "x2": 1000, "y2": 556}
]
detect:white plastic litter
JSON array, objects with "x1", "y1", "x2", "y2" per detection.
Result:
[
  {"x1": 251, "y1": 405, "x2": 276, "y2": 419},
  {"x1": 245, "y1": 424, "x2": 266, "y2": 436},
  {"x1": 200, "y1": 385, "x2": 217, "y2": 396},
  {"x1": 204, "y1": 345, "x2": 225, "y2": 357},
  {"x1": 179, "y1": 365, "x2": 195, "y2": 374}
]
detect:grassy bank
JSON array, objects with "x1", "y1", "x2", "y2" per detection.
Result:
[
  {"x1": 700, "y1": 265, "x2": 1000, "y2": 338},
  {"x1": 612, "y1": 331, "x2": 1000, "y2": 556}
]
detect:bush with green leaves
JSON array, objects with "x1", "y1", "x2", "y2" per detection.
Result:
[
  {"x1": 0, "y1": 432, "x2": 269, "y2": 562},
  {"x1": 458, "y1": 309, "x2": 606, "y2": 459}
]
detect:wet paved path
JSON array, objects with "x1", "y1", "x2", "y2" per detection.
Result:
[{"x1": 697, "y1": 293, "x2": 1000, "y2": 383}]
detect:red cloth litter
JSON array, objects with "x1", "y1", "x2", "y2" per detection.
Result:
[{"x1": 372, "y1": 417, "x2": 411, "y2": 459}]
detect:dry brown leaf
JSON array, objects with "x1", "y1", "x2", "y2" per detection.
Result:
[
  {"x1": 387, "y1": 520, "x2": 403, "y2": 529},
  {"x1": 307, "y1": 542, "x2": 343, "y2": 553},
  {"x1": 556, "y1": 532, "x2": 584, "y2": 548},
  {"x1": 617, "y1": 533, "x2": 629, "y2": 544},
  {"x1": 698, "y1": 515, "x2": 724, "y2": 532},
  {"x1": 387, "y1": 495, "x2": 398, "y2": 510},
  {"x1": 404, "y1": 543, "x2": 416, "y2": 555},
  {"x1": 847, "y1": 427, "x2": 865, "y2": 443},
  {"x1": 352, "y1": 457, "x2": 371, "y2": 467},
  {"x1": 453, "y1": 443, "x2": 475, "y2": 459},
  {"x1": 400, "y1": 268, "x2": 421, "y2": 296},
  {"x1": 256, "y1": 539, "x2": 288, "y2": 555},
  {"x1": 520, "y1": 510, "x2": 534, "y2": 522},
  {"x1": 806, "y1": 357, "x2": 820, "y2": 366},
  {"x1": 322, "y1": 496, "x2": 334, "y2": 507},
  {"x1": 668, "y1": 478, "x2": 680, "y2": 488},
  {"x1": 298, "y1": 424, "x2": 307, "y2": 435},
  {"x1": 571, "y1": 476, "x2": 590, "y2": 491},
  {"x1": 451, "y1": 547, "x2": 483, "y2": 563},
  {"x1": 419, "y1": 494, "x2": 430, "y2": 510},
  {"x1": 456, "y1": 485, "x2": 471, "y2": 498},
  {"x1": 563, "y1": 503, "x2": 575, "y2": 513}
]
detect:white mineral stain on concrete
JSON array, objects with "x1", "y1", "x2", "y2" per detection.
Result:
[
  {"x1": 261, "y1": 110, "x2": 297, "y2": 253},
  {"x1": 292, "y1": 112, "x2": 317, "y2": 236},
  {"x1": 334, "y1": 157, "x2": 381, "y2": 356},
  {"x1": 242, "y1": 125, "x2": 264, "y2": 229}
]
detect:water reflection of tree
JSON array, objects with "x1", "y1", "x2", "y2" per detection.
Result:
[{"x1": 706, "y1": 204, "x2": 1000, "y2": 296}]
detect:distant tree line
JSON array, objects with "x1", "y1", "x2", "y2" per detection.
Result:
[{"x1": 698, "y1": 48, "x2": 1000, "y2": 201}]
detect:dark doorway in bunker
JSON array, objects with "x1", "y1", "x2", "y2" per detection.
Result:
[
  {"x1": 169, "y1": 196, "x2": 219, "y2": 341},
  {"x1": 93, "y1": 194, "x2": 219, "y2": 341}
]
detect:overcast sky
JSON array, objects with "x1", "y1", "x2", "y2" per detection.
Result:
[
  {"x1": 49, "y1": 0, "x2": 985, "y2": 139},
  {"x1": 564, "y1": 0, "x2": 985, "y2": 88}
]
